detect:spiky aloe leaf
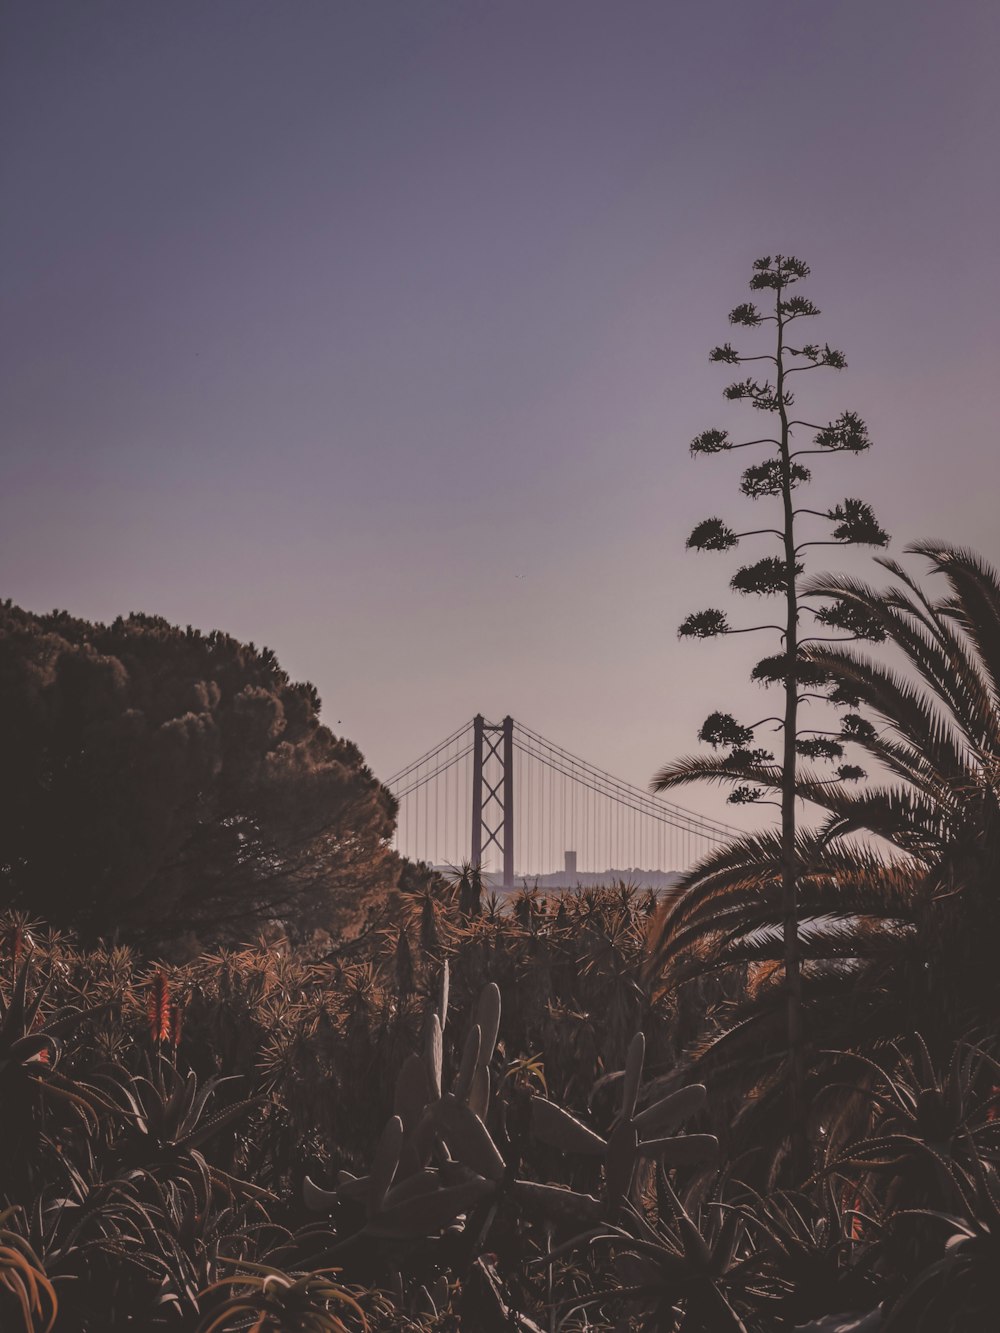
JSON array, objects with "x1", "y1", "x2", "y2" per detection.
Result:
[
  {"x1": 614, "y1": 1251, "x2": 665, "y2": 1287},
  {"x1": 677, "y1": 1209, "x2": 713, "y2": 1269},
  {"x1": 530, "y1": 1097, "x2": 607, "y2": 1156},
  {"x1": 711, "y1": 1206, "x2": 745, "y2": 1277},
  {"x1": 208, "y1": 1160, "x2": 278, "y2": 1204},
  {"x1": 697, "y1": 1284, "x2": 750, "y2": 1332},
  {"x1": 0, "y1": 959, "x2": 35, "y2": 1040},
  {"x1": 16, "y1": 968, "x2": 51, "y2": 1043},
  {"x1": 175, "y1": 1097, "x2": 261, "y2": 1153},
  {"x1": 605, "y1": 1121, "x2": 639, "y2": 1213},
  {"x1": 164, "y1": 1069, "x2": 209, "y2": 1144},
  {"x1": 621, "y1": 1032, "x2": 645, "y2": 1121},
  {"x1": 7, "y1": 1034, "x2": 60, "y2": 1067},
  {"x1": 632, "y1": 1084, "x2": 707, "y2": 1136}
]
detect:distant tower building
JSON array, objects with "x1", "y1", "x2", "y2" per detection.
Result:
[{"x1": 564, "y1": 850, "x2": 577, "y2": 880}]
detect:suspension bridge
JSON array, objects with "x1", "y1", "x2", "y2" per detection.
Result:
[{"x1": 385, "y1": 715, "x2": 741, "y2": 889}]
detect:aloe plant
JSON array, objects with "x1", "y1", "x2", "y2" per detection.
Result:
[
  {"x1": 103, "y1": 1055, "x2": 270, "y2": 1202},
  {"x1": 0, "y1": 1207, "x2": 58, "y2": 1333},
  {"x1": 197, "y1": 1261, "x2": 366, "y2": 1332}
]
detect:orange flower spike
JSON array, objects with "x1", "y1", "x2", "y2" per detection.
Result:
[
  {"x1": 147, "y1": 969, "x2": 172, "y2": 1045},
  {"x1": 168, "y1": 1001, "x2": 184, "y2": 1050}
]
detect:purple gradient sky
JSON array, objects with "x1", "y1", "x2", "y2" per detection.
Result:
[{"x1": 2, "y1": 2, "x2": 998, "y2": 826}]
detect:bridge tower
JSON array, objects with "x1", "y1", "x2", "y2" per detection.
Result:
[{"x1": 471, "y1": 714, "x2": 514, "y2": 888}]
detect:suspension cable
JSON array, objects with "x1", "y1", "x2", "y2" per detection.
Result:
[
  {"x1": 384, "y1": 720, "x2": 472, "y2": 787},
  {"x1": 514, "y1": 720, "x2": 740, "y2": 839},
  {"x1": 511, "y1": 736, "x2": 729, "y2": 841},
  {"x1": 390, "y1": 744, "x2": 474, "y2": 800}
]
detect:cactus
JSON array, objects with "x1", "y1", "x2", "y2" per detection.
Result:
[
  {"x1": 303, "y1": 982, "x2": 719, "y2": 1330},
  {"x1": 586, "y1": 1031, "x2": 719, "y2": 1217},
  {"x1": 303, "y1": 979, "x2": 508, "y2": 1245}
]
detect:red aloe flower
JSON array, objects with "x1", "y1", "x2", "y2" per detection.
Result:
[
  {"x1": 147, "y1": 969, "x2": 171, "y2": 1045},
  {"x1": 168, "y1": 1001, "x2": 184, "y2": 1050}
]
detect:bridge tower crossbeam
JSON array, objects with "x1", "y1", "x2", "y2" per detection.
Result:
[{"x1": 471, "y1": 714, "x2": 514, "y2": 888}]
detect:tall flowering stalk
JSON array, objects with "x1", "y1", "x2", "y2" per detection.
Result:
[
  {"x1": 656, "y1": 256, "x2": 889, "y2": 1173},
  {"x1": 147, "y1": 968, "x2": 172, "y2": 1047}
]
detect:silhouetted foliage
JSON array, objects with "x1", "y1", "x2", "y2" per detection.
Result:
[
  {"x1": 0, "y1": 602, "x2": 397, "y2": 946},
  {"x1": 648, "y1": 545, "x2": 1000, "y2": 1193},
  {"x1": 659, "y1": 255, "x2": 889, "y2": 1172}
]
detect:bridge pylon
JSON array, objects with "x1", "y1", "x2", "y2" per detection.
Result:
[{"x1": 471, "y1": 714, "x2": 514, "y2": 888}]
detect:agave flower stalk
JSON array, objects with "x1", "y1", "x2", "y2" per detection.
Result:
[{"x1": 659, "y1": 256, "x2": 889, "y2": 1177}]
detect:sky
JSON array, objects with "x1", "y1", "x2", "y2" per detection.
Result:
[{"x1": 2, "y1": 1, "x2": 999, "y2": 831}]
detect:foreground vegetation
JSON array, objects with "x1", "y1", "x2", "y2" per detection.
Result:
[{"x1": 5, "y1": 854, "x2": 1000, "y2": 1330}]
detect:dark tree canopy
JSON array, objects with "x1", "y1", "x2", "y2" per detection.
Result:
[{"x1": 0, "y1": 601, "x2": 398, "y2": 945}]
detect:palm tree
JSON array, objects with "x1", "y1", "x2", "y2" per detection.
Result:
[{"x1": 647, "y1": 544, "x2": 1000, "y2": 1167}]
